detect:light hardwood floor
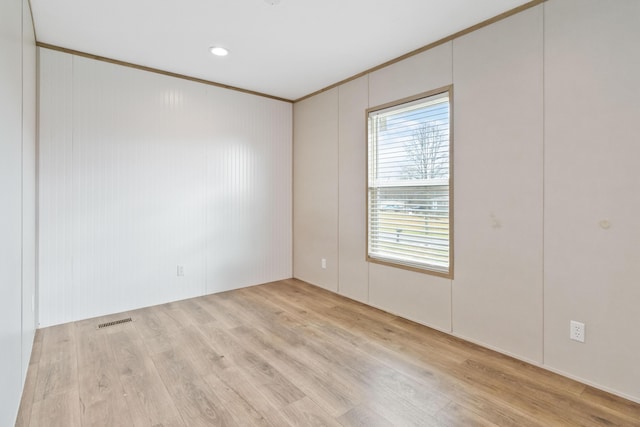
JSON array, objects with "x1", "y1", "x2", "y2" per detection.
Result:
[{"x1": 16, "y1": 279, "x2": 640, "y2": 426}]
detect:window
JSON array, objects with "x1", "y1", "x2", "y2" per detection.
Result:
[{"x1": 367, "y1": 87, "x2": 452, "y2": 277}]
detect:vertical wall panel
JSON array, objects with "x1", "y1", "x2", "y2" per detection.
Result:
[
  {"x1": 206, "y1": 87, "x2": 292, "y2": 294},
  {"x1": 544, "y1": 0, "x2": 640, "y2": 400},
  {"x1": 293, "y1": 88, "x2": 339, "y2": 291},
  {"x1": 38, "y1": 49, "x2": 74, "y2": 326},
  {"x1": 38, "y1": 49, "x2": 292, "y2": 326},
  {"x1": 452, "y1": 5, "x2": 543, "y2": 362},
  {"x1": 0, "y1": 0, "x2": 36, "y2": 423},
  {"x1": 338, "y1": 76, "x2": 369, "y2": 302},
  {"x1": 70, "y1": 57, "x2": 209, "y2": 319},
  {"x1": 0, "y1": 0, "x2": 25, "y2": 423},
  {"x1": 21, "y1": 0, "x2": 37, "y2": 381}
]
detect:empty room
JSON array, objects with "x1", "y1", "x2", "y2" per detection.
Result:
[{"x1": 2, "y1": 0, "x2": 640, "y2": 425}]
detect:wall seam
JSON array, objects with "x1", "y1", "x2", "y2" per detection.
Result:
[
  {"x1": 336, "y1": 87, "x2": 340, "y2": 294},
  {"x1": 450, "y1": 40, "x2": 454, "y2": 334},
  {"x1": 204, "y1": 89, "x2": 209, "y2": 295},
  {"x1": 70, "y1": 54, "x2": 75, "y2": 323},
  {"x1": 366, "y1": 73, "x2": 371, "y2": 304},
  {"x1": 541, "y1": 0, "x2": 546, "y2": 366},
  {"x1": 20, "y1": 0, "x2": 26, "y2": 392},
  {"x1": 35, "y1": 36, "x2": 40, "y2": 330},
  {"x1": 291, "y1": 104, "x2": 296, "y2": 279}
]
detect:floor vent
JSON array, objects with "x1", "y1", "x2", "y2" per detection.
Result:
[{"x1": 97, "y1": 317, "x2": 132, "y2": 329}]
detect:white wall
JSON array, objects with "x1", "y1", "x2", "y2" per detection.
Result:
[
  {"x1": 293, "y1": 0, "x2": 640, "y2": 402},
  {"x1": 453, "y1": 5, "x2": 543, "y2": 363},
  {"x1": 0, "y1": 0, "x2": 37, "y2": 424},
  {"x1": 293, "y1": 88, "x2": 339, "y2": 291},
  {"x1": 22, "y1": 0, "x2": 37, "y2": 382},
  {"x1": 543, "y1": 0, "x2": 640, "y2": 402},
  {"x1": 337, "y1": 76, "x2": 369, "y2": 302},
  {"x1": 39, "y1": 49, "x2": 292, "y2": 326}
]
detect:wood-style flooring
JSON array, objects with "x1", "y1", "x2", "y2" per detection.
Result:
[{"x1": 16, "y1": 279, "x2": 640, "y2": 426}]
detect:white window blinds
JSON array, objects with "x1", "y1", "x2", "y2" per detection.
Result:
[{"x1": 367, "y1": 90, "x2": 451, "y2": 276}]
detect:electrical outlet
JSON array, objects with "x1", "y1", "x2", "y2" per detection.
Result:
[
  {"x1": 177, "y1": 265, "x2": 184, "y2": 277},
  {"x1": 321, "y1": 258, "x2": 327, "y2": 269},
  {"x1": 570, "y1": 320, "x2": 585, "y2": 343}
]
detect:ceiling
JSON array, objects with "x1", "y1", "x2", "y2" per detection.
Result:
[{"x1": 30, "y1": 0, "x2": 533, "y2": 101}]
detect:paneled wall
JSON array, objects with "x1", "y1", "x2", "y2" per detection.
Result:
[
  {"x1": 293, "y1": 88, "x2": 339, "y2": 291},
  {"x1": 21, "y1": 0, "x2": 37, "y2": 384},
  {"x1": 453, "y1": 5, "x2": 543, "y2": 363},
  {"x1": 543, "y1": 0, "x2": 640, "y2": 402},
  {"x1": 293, "y1": 0, "x2": 640, "y2": 402},
  {"x1": 0, "y1": 0, "x2": 37, "y2": 424},
  {"x1": 39, "y1": 49, "x2": 292, "y2": 327},
  {"x1": 336, "y1": 76, "x2": 368, "y2": 302}
]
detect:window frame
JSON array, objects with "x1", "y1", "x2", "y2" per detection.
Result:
[{"x1": 365, "y1": 86, "x2": 454, "y2": 279}]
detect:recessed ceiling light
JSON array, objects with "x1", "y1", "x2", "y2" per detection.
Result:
[
  {"x1": 210, "y1": 46, "x2": 229, "y2": 57},
  {"x1": 264, "y1": 0, "x2": 281, "y2": 4}
]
